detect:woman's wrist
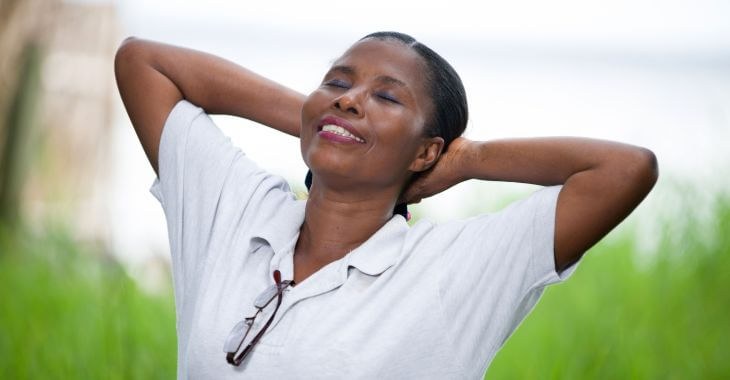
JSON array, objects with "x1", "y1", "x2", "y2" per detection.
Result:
[
  {"x1": 456, "y1": 137, "x2": 563, "y2": 185},
  {"x1": 451, "y1": 137, "x2": 480, "y2": 183}
]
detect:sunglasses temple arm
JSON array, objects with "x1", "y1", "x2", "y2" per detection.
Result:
[{"x1": 231, "y1": 290, "x2": 285, "y2": 365}]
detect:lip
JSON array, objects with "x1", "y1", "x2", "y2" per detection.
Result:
[{"x1": 317, "y1": 116, "x2": 366, "y2": 144}]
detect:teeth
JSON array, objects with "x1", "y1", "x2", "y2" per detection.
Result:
[{"x1": 321, "y1": 124, "x2": 364, "y2": 143}]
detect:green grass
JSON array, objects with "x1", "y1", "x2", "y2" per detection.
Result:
[
  {"x1": 487, "y1": 191, "x2": 730, "y2": 379},
  {"x1": 0, "y1": 190, "x2": 728, "y2": 379},
  {"x1": 0, "y1": 223, "x2": 177, "y2": 379}
]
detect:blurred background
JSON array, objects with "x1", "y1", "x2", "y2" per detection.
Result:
[{"x1": 1, "y1": 0, "x2": 728, "y2": 378}]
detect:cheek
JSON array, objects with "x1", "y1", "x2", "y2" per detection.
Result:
[
  {"x1": 302, "y1": 88, "x2": 335, "y2": 118},
  {"x1": 300, "y1": 93, "x2": 320, "y2": 129},
  {"x1": 369, "y1": 119, "x2": 423, "y2": 170},
  {"x1": 300, "y1": 91, "x2": 328, "y2": 142},
  {"x1": 370, "y1": 107, "x2": 422, "y2": 145}
]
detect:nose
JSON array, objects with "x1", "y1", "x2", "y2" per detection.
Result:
[{"x1": 333, "y1": 88, "x2": 362, "y2": 116}]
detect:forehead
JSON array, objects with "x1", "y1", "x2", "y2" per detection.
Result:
[{"x1": 332, "y1": 38, "x2": 429, "y2": 94}]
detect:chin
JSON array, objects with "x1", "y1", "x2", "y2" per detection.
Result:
[
  {"x1": 308, "y1": 159, "x2": 351, "y2": 181},
  {"x1": 305, "y1": 144, "x2": 350, "y2": 173}
]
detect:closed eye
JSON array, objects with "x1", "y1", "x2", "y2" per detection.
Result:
[
  {"x1": 325, "y1": 79, "x2": 350, "y2": 88},
  {"x1": 376, "y1": 92, "x2": 400, "y2": 104}
]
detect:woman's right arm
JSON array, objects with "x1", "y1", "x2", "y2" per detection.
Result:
[{"x1": 113, "y1": 37, "x2": 305, "y2": 176}]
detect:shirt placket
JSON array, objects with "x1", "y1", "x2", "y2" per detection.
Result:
[{"x1": 265, "y1": 249, "x2": 348, "y2": 332}]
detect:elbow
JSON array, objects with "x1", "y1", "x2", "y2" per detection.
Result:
[
  {"x1": 114, "y1": 37, "x2": 151, "y2": 82},
  {"x1": 114, "y1": 36, "x2": 148, "y2": 69},
  {"x1": 121, "y1": 36, "x2": 138, "y2": 44},
  {"x1": 117, "y1": 36, "x2": 147, "y2": 52},
  {"x1": 626, "y1": 147, "x2": 659, "y2": 193},
  {"x1": 639, "y1": 147, "x2": 659, "y2": 188},
  {"x1": 116, "y1": 36, "x2": 140, "y2": 59},
  {"x1": 114, "y1": 37, "x2": 136, "y2": 73}
]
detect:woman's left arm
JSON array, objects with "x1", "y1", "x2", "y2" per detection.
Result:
[{"x1": 400, "y1": 136, "x2": 659, "y2": 272}]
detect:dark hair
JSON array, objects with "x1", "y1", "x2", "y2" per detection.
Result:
[{"x1": 305, "y1": 31, "x2": 469, "y2": 220}]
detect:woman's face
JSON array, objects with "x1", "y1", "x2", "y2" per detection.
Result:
[{"x1": 300, "y1": 38, "x2": 437, "y2": 195}]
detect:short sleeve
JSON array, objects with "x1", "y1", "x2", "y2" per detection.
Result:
[
  {"x1": 433, "y1": 185, "x2": 582, "y2": 368},
  {"x1": 148, "y1": 100, "x2": 266, "y2": 311}
]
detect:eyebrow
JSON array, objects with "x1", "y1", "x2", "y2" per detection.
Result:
[{"x1": 329, "y1": 65, "x2": 408, "y2": 88}]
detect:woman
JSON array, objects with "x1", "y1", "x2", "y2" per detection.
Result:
[{"x1": 114, "y1": 32, "x2": 658, "y2": 379}]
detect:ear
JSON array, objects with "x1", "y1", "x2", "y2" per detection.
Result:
[{"x1": 408, "y1": 136, "x2": 444, "y2": 172}]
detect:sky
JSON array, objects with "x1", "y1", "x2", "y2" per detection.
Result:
[{"x1": 94, "y1": 0, "x2": 730, "y2": 277}]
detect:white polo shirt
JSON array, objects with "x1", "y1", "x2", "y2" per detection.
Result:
[{"x1": 150, "y1": 100, "x2": 582, "y2": 380}]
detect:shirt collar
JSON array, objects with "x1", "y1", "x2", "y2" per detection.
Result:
[
  {"x1": 247, "y1": 198, "x2": 306, "y2": 257},
  {"x1": 345, "y1": 214, "x2": 410, "y2": 276},
  {"x1": 248, "y1": 198, "x2": 410, "y2": 277}
]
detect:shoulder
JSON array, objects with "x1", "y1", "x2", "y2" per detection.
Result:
[{"x1": 406, "y1": 185, "x2": 563, "y2": 248}]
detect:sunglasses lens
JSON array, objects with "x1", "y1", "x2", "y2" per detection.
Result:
[
  {"x1": 223, "y1": 318, "x2": 253, "y2": 353},
  {"x1": 254, "y1": 284, "x2": 279, "y2": 309}
]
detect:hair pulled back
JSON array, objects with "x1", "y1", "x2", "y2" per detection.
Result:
[{"x1": 359, "y1": 31, "x2": 469, "y2": 153}]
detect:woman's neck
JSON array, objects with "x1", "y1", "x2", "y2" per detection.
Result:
[{"x1": 295, "y1": 187, "x2": 396, "y2": 267}]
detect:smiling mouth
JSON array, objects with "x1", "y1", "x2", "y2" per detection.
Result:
[
  {"x1": 318, "y1": 124, "x2": 365, "y2": 143},
  {"x1": 316, "y1": 116, "x2": 366, "y2": 144}
]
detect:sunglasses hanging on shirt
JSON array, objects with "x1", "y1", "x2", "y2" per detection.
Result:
[{"x1": 224, "y1": 270, "x2": 294, "y2": 366}]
